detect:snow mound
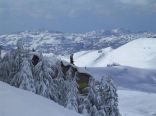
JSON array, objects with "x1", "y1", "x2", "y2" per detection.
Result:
[
  {"x1": 72, "y1": 38, "x2": 156, "y2": 69},
  {"x1": 0, "y1": 81, "x2": 82, "y2": 116}
]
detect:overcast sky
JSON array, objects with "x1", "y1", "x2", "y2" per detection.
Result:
[{"x1": 0, "y1": 0, "x2": 156, "y2": 34}]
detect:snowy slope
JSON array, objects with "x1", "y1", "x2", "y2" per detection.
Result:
[
  {"x1": 70, "y1": 38, "x2": 156, "y2": 69},
  {"x1": 83, "y1": 66, "x2": 156, "y2": 93},
  {"x1": 0, "y1": 81, "x2": 82, "y2": 116},
  {"x1": 72, "y1": 47, "x2": 113, "y2": 67},
  {"x1": 118, "y1": 89, "x2": 156, "y2": 116},
  {"x1": 84, "y1": 66, "x2": 156, "y2": 116},
  {"x1": 1, "y1": 78, "x2": 156, "y2": 116}
]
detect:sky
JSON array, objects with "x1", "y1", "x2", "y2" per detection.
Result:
[{"x1": 0, "y1": 0, "x2": 156, "y2": 34}]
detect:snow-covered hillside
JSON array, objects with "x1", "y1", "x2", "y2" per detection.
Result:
[
  {"x1": 1, "y1": 81, "x2": 156, "y2": 116},
  {"x1": 1, "y1": 30, "x2": 156, "y2": 116},
  {"x1": 69, "y1": 38, "x2": 156, "y2": 69},
  {"x1": 0, "y1": 30, "x2": 153, "y2": 55},
  {"x1": 0, "y1": 81, "x2": 82, "y2": 116}
]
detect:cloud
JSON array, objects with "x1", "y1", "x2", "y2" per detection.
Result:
[
  {"x1": 0, "y1": 0, "x2": 156, "y2": 34},
  {"x1": 0, "y1": 0, "x2": 115, "y2": 19},
  {"x1": 118, "y1": 0, "x2": 149, "y2": 6},
  {"x1": 114, "y1": 0, "x2": 156, "y2": 14},
  {"x1": 1, "y1": 0, "x2": 156, "y2": 18}
]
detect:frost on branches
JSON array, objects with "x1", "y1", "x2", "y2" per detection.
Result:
[{"x1": 0, "y1": 39, "x2": 120, "y2": 116}]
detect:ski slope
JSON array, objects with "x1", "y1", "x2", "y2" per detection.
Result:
[
  {"x1": 0, "y1": 81, "x2": 82, "y2": 116},
  {"x1": 71, "y1": 38, "x2": 156, "y2": 69}
]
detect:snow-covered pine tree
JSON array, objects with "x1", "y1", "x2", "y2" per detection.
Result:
[
  {"x1": 87, "y1": 78, "x2": 99, "y2": 115},
  {"x1": 52, "y1": 76, "x2": 69, "y2": 106},
  {"x1": 9, "y1": 39, "x2": 35, "y2": 91},
  {"x1": 32, "y1": 54, "x2": 51, "y2": 96},
  {"x1": 16, "y1": 39, "x2": 25, "y2": 69},
  {"x1": 0, "y1": 45, "x2": 23, "y2": 83},
  {"x1": 40, "y1": 57, "x2": 59, "y2": 100},
  {"x1": 66, "y1": 68, "x2": 79, "y2": 112},
  {"x1": 11, "y1": 58, "x2": 35, "y2": 92},
  {"x1": 87, "y1": 76, "x2": 120, "y2": 116},
  {"x1": 97, "y1": 76, "x2": 120, "y2": 116},
  {"x1": 88, "y1": 78, "x2": 97, "y2": 106},
  {"x1": 55, "y1": 67, "x2": 74, "y2": 107},
  {"x1": 0, "y1": 53, "x2": 11, "y2": 82},
  {"x1": 77, "y1": 96, "x2": 87, "y2": 114},
  {"x1": 90, "y1": 105, "x2": 98, "y2": 116}
]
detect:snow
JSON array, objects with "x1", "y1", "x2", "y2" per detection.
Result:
[
  {"x1": 70, "y1": 38, "x2": 156, "y2": 69},
  {"x1": 58, "y1": 37, "x2": 156, "y2": 116},
  {"x1": 0, "y1": 81, "x2": 82, "y2": 116},
  {"x1": 84, "y1": 67, "x2": 156, "y2": 116},
  {"x1": 64, "y1": 47, "x2": 112, "y2": 67},
  {"x1": 1, "y1": 34, "x2": 156, "y2": 116},
  {"x1": 1, "y1": 79, "x2": 155, "y2": 116},
  {"x1": 84, "y1": 66, "x2": 156, "y2": 93},
  {"x1": 118, "y1": 89, "x2": 156, "y2": 116}
]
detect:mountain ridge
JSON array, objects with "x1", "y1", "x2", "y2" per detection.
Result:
[{"x1": 0, "y1": 29, "x2": 154, "y2": 55}]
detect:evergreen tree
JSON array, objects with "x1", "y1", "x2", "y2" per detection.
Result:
[
  {"x1": 87, "y1": 76, "x2": 120, "y2": 116},
  {"x1": 0, "y1": 49, "x2": 22, "y2": 83},
  {"x1": 88, "y1": 78, "x2": 98, "y2": 106},
  {"x1": 87, "y1": 78, "x2": 99, "y2": 115},
  {"x1": 16, "y1": 39, "x2": 25, "y2": 68},
  {"x1": 77, "y1": 96, "x2": 88, "y2": 114},
  {"x1": 66, "y1": 75, "x2": 79, "y2": 112},
  {"x1": 53, "y1": 77, "x2": 69, "y2": 106},
  {"x1": 33, "y1": 55, "x2": 52, "y2": 96},
  {"x1": 90, "y1": 105, "x2": 98, "y2": 116},
  {"x1": 0, "y1": 53, "x2": 11, "y2": 82},
  {"x1": 11, "y1": 58, "x2": 35, "y2": 92},
  {"x1": 97, "y1": 76, "x2": 120, "y2": 116}
]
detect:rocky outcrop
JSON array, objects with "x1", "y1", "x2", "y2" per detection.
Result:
[{"x1": 60, "y1": 61, "x2": 91, "y2": 94}]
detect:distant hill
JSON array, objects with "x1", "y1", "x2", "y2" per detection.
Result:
[
  {"x1": 65, "y1": 38, "x2": 156, "y2": 69},
  {"x1": 0, "y1": 29, "x2": 154, "y2": 55}
]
